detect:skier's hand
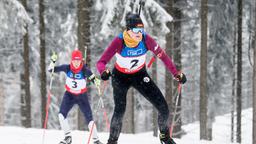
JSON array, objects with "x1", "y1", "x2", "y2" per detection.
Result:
[
  {"x1": 93, "y1": 77, "x2": 101, "y2": 88},
  {"x1": 89, "y1": 74, "x2": 102, "y2": 95},
  {"x1": 48, "y1": 62, "x2": 55, "y2": 71},
  {"x1": 100, "y1": 69, "x2": 111, "y2": 81},
  {"x1": 50, "y1": 51, "x2": 58, "y2": 63},
  {"x1": 175, "y1": 73, "x2": 187, "y2": 84},
  {"x1": 89, "y1": 74, "x2": 101, "y2": 87},
  {"x1": 94, "y1": 77, "x2": 102, "y2": 95}
]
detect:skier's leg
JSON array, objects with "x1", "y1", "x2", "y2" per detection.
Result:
[
  {"x1": 77, "y1": 93, "x2": 102, "y2": 143},
  {"x1": 132, "y1": 73, "x2": 169, "y2": 132},
  {"x1": 59, "y1": 91, "x2": 75, "y2": 144},
  {"x1": 58, "y1": 113, "x2": 71, "y2": 136},
  {"x1": 59, "y1": 114, "x2": 72, "y2": 144},
  {"x1": 59, "y1": 91, "x2": 75, "y2": 132},
  {"x1": 132, "y1": 72, "x2": 175, "y2": 143},
  {"x1": 107, "y1": 69, "x2": 131, "y2": 143},
  {"x1": 77, "y1": 92, "x2": 93, "y2": 123}
]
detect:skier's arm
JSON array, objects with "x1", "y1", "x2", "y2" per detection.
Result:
[
  {"x1": 88, "y1": 73, "x2": 101, "y2": 89},
  {"x1": 96, "y1": 37, "x2": 123, "y2": 74},
  {"x1": 47, "y1": 51, "x2": 70, "y2": 73},
  {"x1": 83, "y1": 65, "x2": 101, "y2": 88},
  {"x1": 145, "y1": 34, "x2": 178, "y2": 76},
  {"x1": 48, "y1": 64, "x2": 69, "y2": 73},
  {"x1": 83, "y1": 64, "x2": 94, "y2": 78}
]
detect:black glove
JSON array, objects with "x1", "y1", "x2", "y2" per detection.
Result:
[
  {"x1": 175, "y1": 73, "x2": 187, "y2": 84},
  {"x1": 100, "y1": 70, "x2": 111, "y2": 81}
]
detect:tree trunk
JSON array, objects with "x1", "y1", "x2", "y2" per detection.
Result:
[
  {"x1": 20, "y1": 73, "x2": 31, "y2": 128},
  {"x1": 252, "y1": 1, "x2": 256, "y2": 144},
  {"x1": 77, "y1": 0, "x2": 91, "y2": 130},
  {"x1": 21, "y1": 0, "x2": 31, "y2": 128},
  {"x1": 165, "y1": 0, "x2": 183, "y2": 138},
  {"x1": 152, "y1": 58, "x2": 158, "y2": 136},
  {"x1": 200, "y1": 0, "x2": 208, "y2": 140},
  {"x1": 39, "y1": 0, "x2": 47, "y2": 128},
  {"x1": 165, "y1": 0, "x2": 174, "y2": 137},
  {"x1": 122, "y1": 88, "x2": 135, "y2": 134},
  {"x1": 77, "y1": 0, "x2": 91, "y2": 56},
  {"x1": 231, "y1": 23, "x2": 237, "y2": 143},
  {"x1": 236, "y1": 0, "x2": 243, "y2": 142},
  {"x1": 0, "y1": 79, "x2": 4, "y2": 125},
  {"x1": 152, "y1": 107, "x2": 158, "y2": 136},
  {"x1": 171, "y1": 0, "x2": 183, "y2": 138},
  {"x1": 231, "y1": 76, "x2": 235, "y2": 142}
]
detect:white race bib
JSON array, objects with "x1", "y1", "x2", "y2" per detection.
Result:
[
  {"x1": 115, "y1": 53, "x2": 146, "y2": 71},
  {"x1": 65, "y1": 77, "x2": 86, "y2": 91}
]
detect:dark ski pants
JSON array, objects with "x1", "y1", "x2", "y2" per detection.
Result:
[
  {"x1": 109, "y1": 67, "x2": 170, "y2": 141},
  {"x1": 59, "y1": 91, "x2": 93, "y2": 123}
]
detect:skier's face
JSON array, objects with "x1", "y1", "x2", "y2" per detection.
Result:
[
  {"x1": 71, "y1": 60, "x2": 82, "y2": 68},
  {"x1": 127, "y1": 28, "x2": 143, "y2": 42}
]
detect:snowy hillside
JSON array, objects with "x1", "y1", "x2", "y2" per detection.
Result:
[{"x1": 0, "y1": 108, "x2": 252, "y2": 144}]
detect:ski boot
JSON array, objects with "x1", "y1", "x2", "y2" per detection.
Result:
[
  {"x1": 159, "y1": 133, "x2": 176, "y2": 144},
  {"x1": 106, "y1": 141, "x2": 117, "y2": 144},
  {"x1": 106, "y1": 138, "x2": 118, "y2": 144},
  {"x1": 59, "y1": 133, "x2": 72, "y2": 144},
  {"x1": 93, "y1": 139, "x2": 103, "y2": 144}
]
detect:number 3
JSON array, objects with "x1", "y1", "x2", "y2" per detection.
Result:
[{"x1": 72, "y1": 81, "x2": 77, "y2": 88}]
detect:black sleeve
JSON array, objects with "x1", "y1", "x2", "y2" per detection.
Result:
[
  {"x1": 49, "y1": 64, "x2": 69, "y2": 73},
  {"x1": 82, "y1": 64, "x2": 94, "y2": 78}
]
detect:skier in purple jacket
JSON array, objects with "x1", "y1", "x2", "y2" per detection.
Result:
[
  {"x1": 96, "y1": 13, "x2": 186, "y2": 144},
  {"x1": 49, "y1": 49, "x2": 103, "y2": 144}
]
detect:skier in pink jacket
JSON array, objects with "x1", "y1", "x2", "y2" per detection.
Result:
[{"x1": 97, "y1": 13, "x2": 186, "y2": 144}]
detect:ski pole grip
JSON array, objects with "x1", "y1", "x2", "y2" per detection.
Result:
[{"x1": 97, "y1": 85, "x2": 101, "y2": 96}]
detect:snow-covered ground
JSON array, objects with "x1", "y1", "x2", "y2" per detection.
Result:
[{"x1": 0, "y1": 108, "x2": 252, "y2": 144}]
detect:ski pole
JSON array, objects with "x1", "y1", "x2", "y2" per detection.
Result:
[
  {"x1": 87, "y1": 98, "x2": 103, "y2": 144},
  {"x1": 147, "y1": 47, "x2": 165, "y2": 69},
  {"x1": 138, "y1": 0, "x2": 145, "y2": 15},
  {"x1": 96, "y1": 81, "x2": 110, "y2": 130},
  {"x1": 42, "y1": 52, "x2": 57, "y2": 144},
  {"x1": 87, "y1": 81, "x2": 109, "y2": 144},
  {"x1": 147, "y1": 56, "x2": 156, "y2": 68},
  {"x1": 169, "y1": 83, "x2": 182, "y2": 137},
  {"x1": 87, "y1": 99, "x2": 103, "y2": 144}
]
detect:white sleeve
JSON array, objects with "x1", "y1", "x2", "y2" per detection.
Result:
[{"x1": 47, "y1": 62, "x2": 55, "y2": 71}]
